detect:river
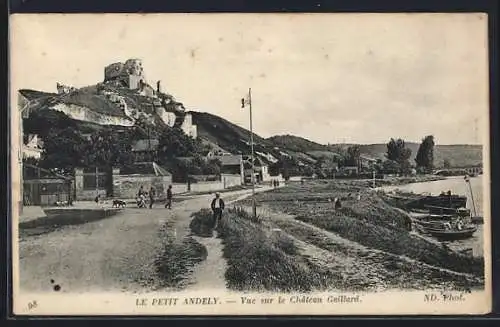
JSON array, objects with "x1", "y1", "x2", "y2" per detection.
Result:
[{"x1": 380, "y1": 175, "x2": 485, "y2": 257}]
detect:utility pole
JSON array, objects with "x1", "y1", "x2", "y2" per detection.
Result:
[
  {"x1": 249, "y1": 88, "x2": 257, "y2": 218},
  {"x1": 241, "y1": 87, "x2": 257, "y2": 218},
  {"x1": 96, "y1": 166, "x2": 99, "y2": 198}
]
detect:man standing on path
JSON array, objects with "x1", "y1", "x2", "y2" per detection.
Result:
[
  {"x1": 165, "y1": 185, "x2": 173, "y2": 209},
  {"x1": 149, "y1": 186, "x2": 156, "y2": 209},
  {"x1": 211, "y1": 192, "x2": 225, "y2": 228}
]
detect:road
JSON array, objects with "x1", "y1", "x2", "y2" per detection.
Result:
[{"x1": 17, "y1": 186, "x2": 273, "y2": 294}]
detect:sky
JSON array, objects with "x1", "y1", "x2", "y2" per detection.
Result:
[{"x1": 10, "y1": 13, "x2": 489, "y2": 145}]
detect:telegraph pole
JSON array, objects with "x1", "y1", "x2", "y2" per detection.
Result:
[{"x1": 249, "y1": 88, "x2": 257, "y2": 218}]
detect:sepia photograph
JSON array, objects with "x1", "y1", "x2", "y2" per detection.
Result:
[{"x1": 10, "y1": 13, "x2": 491, "y2": 315}]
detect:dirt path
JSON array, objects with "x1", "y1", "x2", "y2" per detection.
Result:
[
  {"x1": 18, "y1": 187, "x2": 273, "y2": 294},
  {"x1": 185, "y1": 187, "x2": 275, "y2": 291}
]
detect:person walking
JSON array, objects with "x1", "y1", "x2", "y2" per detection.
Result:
[
  {"x1": 149, "y1": 186, "x2": 156, "y2": 209},
  {"x1": 335, "y1": 197, "x2": 342, "y2": 210},
  {"x1": 211, "y1": 192, "x2": 225, "y2": 228},
  {"x1": 165, "y1": 185, "x2": 173, "y2": 209}
]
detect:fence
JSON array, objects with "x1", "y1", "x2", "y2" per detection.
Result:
[
  {"x1": 74, "y1": 168, "x2": 109, "y2": 200},
  {"x1": 23, "y1": 179, "x2": 73, "y2": 206}
]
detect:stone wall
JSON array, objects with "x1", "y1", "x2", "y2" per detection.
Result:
[
  {"x1": 112, "y1": 173, "x2": 173, "y2": 199},
  {"x1": 189, "y1": 181, "x2": 224, "y2": 193},
  {"x1": 170, "y1": 183, "x2": 188, "y2": 194},
  {"x1": 128, "y1": 75, "x2": 143, "y2": 90},
  {"x1": 104, "y1": 59, "x2": 145, "y2": 90},
  {"x1": 181, "y1": 113, "x2": 198, "y2": 138},
  {"x1": 104, "y1": 62, "x2": 125, "y2": 81},
  {"x1": 221, "y1": 174, "x2": 243, "y2": 188},
  {"x1": 156, "y1": 107, "x2": 176, "y2": 127},
  {"x1": 51, "y1": 103, "x2": 135, "y2": 127}
]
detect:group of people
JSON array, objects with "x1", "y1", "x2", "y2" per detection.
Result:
[
  {"x1": 272, "y1": 180, "x2": 281, "y2": 188},
  {"x1": 136, "y1": 185, "x2": 173, "y2": 209}
]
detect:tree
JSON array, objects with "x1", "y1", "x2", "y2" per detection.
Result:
[
  {"x1": 203, "y1": 158, "x2": 222, "y2": 175},
  {"x1": 382, "y1": 160, "x2": 401, "y2": 175},
  {"x1": 385, "y1": 138, "x2": 412, "y2": 175},
  {"x1": 157, "y1": 127, "x2": 200, "y2": 162},
  {"x1": 345, "y1": 145, "x2": 361, "y2": 168},
  {"x1": 415, "y1": 135, "x2": 435, "y2": 172},
  {"x1": 443, "y1": 158, "x2": 451, "y2": 169},
  {"x1": 23, "y1": 108, "x2": 78, "y2": 138},
  {"x1": 39, "y1": 127, "x2": 90, "y2": 175},
  {"x1": 85, "y1": 128, "x2": 134, "y2": 168}
]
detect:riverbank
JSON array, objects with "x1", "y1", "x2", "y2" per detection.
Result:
[
  {"x1": 195, "y1": 178, "x2": 484, "y2": 292},
  {"x1": 372, "y1": 175, "x2": 446, "y2": 187}
]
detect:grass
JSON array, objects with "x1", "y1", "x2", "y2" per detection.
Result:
[
  {"x1": 212, "y1": 207, "x2": 345, "y2": 292},
  {"x1": 191, "y1": 200, "x2": 483, "y2": 292},
  {"x1": 154, "y1": 220, "x2": 208, "y2": 289},
  {"x1": 189, "y1": 208, "x2": 216, "y2": 237},
  {"x1": 244, "y1": 180, "x2": 484, "y2": 277}
]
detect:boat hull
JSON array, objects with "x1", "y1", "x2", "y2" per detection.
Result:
[
  {"x1": 427, "y1": 227, "x2": 477, "y2": 241},
  {"x1": 410, "y1": 195, "x2": 467, "y2": 210}
]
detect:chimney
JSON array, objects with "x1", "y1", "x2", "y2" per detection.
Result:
[{"x1": 157, "y1": 80, "x2": 161, "y2": 93}]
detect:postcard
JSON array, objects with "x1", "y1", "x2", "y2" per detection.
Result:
[{"x1": 10, "y1": 13, "x2": 491, "y2": 315}]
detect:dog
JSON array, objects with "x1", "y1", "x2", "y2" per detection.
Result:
[{"x1": 112, "y1": 199, "x2": 127, "y2": 208}]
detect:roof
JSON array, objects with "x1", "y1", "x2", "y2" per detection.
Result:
[
  {"x1": 19, "y1": 89, "x2": 58, "y2": 101},
  {"x1": 243, "y1": 155, "x2": 266, "y2": 167},
  {"x1": 120, "y1": 162, "x2": 172, "y2": 176},
  {"x1": 219, "y1": 155, "x2": 242, "y2": 166},
  {"x1": 23, "y1": 164, "x2": 72, "y2": 181},
  {"x1": 131, "y1": 139, "x2": 160, "y2": 151}
]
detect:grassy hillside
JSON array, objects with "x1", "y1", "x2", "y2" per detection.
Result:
[
  {"x1": 191, "y1": 111, "x2": 271, "y2": 154},
  {"x1": 21, "y1": 84, "x2": 482, "y2": 170},
  {"x1": 267, "y1": 135, "x2": 328, "y2": 152}
]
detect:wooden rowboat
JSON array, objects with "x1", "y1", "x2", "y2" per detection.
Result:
[
  {"x1": 412, "y1": 219, "x2": 477, "y2": 241},
  {"x1": 425, "y1": 226, "x2": 477, "y2": 241}
]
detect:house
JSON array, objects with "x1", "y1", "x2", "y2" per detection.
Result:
[
  {"x1": 23, "y1": 134, "x2": 44, "y2": 159},
  {"x1": 243, "y1": 156, "x2": 271, "y2": 183},
  {"x1": 218, "y1": 155, "x2": 245, "y2": 184},
  {"x1": 131, "y1": 138, "x2": 159, "y2": 162},
  {"x1": 23, "y1": 164, "x2": 74, "y2": 206}
]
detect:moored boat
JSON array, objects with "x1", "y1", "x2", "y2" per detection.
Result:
[
  {"x1": 412, "y1": 193, "x2": 467, "y2": 210},
  {"x1": 424, "y1": 225, "x2": 477, "y2": 241},
  {"x1": 412, "y1": 216, "x2": 477, "y2": 241}
]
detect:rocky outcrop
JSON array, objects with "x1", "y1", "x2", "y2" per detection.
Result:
[
  {"x1": 56, "y1": 83, "x2": 77, "y2": 94},
  {"x1": 21, "y1": 58, "x2": 198, "y2": 138}
]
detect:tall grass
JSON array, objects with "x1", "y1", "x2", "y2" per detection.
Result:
[
  {"x1": 248, "y1": 180, "x2": 484, "y2": 277},
  {"x1": 154, "y1": 220, "x2": 208, "y2": 289},
  {"x1": 211, "y1": 207, "x2": 344, "y2": 292}
]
